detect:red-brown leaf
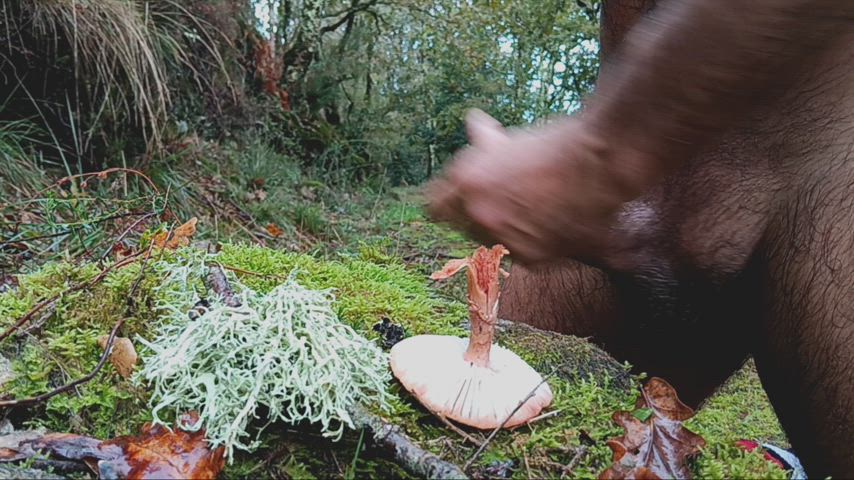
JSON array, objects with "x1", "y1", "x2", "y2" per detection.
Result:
[
  {"x1": 265, "y1": 223, "x2": 284, "y2": 238},
  {"x1": 153, "y1": 217, "x2": 198, "y2": 250},
  {"x1": 16, "y1": 413, "x2": 223, "y2": 479},
  {"x1": 599, "y1": 377, "x2": 705, "y2": 480}
]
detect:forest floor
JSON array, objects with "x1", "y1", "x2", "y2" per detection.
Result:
[{"x1": 0, "y1": 143, "x2": 791, "y2": 479}]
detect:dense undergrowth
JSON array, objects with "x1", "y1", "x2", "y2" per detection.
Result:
[{"x1": 0, "y1": 197, "x2": 788, "y2": 479}]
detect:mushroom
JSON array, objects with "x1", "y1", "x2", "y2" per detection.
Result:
[{"x1": 390, "y1": 245, "x2": 553, "y2": 429}]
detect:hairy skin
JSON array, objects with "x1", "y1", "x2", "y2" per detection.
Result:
[{"x1": 479, "y1": 0, "x2": 854, "y2": 476}]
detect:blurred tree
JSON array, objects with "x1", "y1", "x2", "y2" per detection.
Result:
[{"x1": 255, "y1": 0, "x2": 600, "y2": 184}]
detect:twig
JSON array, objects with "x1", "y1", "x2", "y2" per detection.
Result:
[
  {"x1": 98, "y1": 211, "x2": 156, "y2": 262},
  {"x1": 562, "y1": 446, "x2": 589, "y2": 478},
  {"x1": 349, "y1": 405, "x2": 467, "y2": 479},
  {"x1": 520, "y1": 409, "x2": 562, "y2": 428},
  {"x1": 463, "y1": 376, "x2": 551, "y2": 472},
  {"x1": 0, "y1": 318, "x2": 124, "y2": 408},
  {"x1": 523, "y1": 452, "x2": 532, "y2": 479},
  {"x1": 0, "y1": 253, "x2": 141, "y2": 344},
  {"x1": 218, "y1": 263, "x2": 288, "y2": 282},
  {"x1": 36, "y1": 167, "x2": 160, "y2": 197},
  {"x1": 430, "y1": 410, "x2": 483, "y2": 447},
  {"x1": 0, "y1": 210, "x2": 151, "y2": 249}
]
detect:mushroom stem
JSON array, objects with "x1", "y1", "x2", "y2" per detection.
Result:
[{"x1": 463, "y1": 300, "x2": 495, "y2": 367}]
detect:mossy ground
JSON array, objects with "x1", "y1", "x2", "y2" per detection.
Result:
[{"x1": 0, "y1": 188, "x2": 790, "y2": 479}]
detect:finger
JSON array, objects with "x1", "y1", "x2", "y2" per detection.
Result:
[
  {"x1": 424, "y1": 176, "x2": 462, "y2": 224},
  {"x1": 466, "y1": 109, "x2": 506, "y2": 147}
]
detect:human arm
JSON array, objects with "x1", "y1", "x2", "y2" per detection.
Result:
[{"x1": 428, "y1": 0, "x2": 853, "y2": 263}]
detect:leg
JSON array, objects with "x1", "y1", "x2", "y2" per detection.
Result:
[
  {"x1": 500, "y1": 258, "x2": 618, "y2": 336},
  {"x1": 500, "y1": 257, "x2": 750, "y2": 407},
  {"x1": 755, "y1": 176, "x2": 854, "y2": 477}
]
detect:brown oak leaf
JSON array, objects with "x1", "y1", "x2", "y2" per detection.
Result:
[
  {"x1": 599, "y1": 377, "x2": 706, "y2": 480},
  {"x1": 98, "y1": 336, "x2": 138, "y2": 379},
  {"x1": 12, "y1": 413, "x2": 223, "y2": 479},
  {"x1": 265, "y1": 223, "x2": 284, "y2": 238},
  {"x1": 153, "y1": 217, "x2": 198, "y2": 250}
]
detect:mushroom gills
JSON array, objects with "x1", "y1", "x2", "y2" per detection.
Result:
[{"x1": 390, "y1": 335, "x2": 553, "y2": 429}]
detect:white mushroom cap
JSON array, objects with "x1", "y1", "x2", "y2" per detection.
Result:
[{"x1": 390, "y1": 334, "x2": 553, "y2": 429}]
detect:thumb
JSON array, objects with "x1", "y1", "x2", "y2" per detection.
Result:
[{"x1": 466, "y1": 109, "x2": 506, "y2": 147}]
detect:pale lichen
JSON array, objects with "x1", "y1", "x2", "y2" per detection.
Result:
[{"x1": 136, "y1": 253, "x2": 391, "y2": 462}]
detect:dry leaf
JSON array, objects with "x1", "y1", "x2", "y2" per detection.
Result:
[
  {"x1": 9, "y1": 413, "x2": 224, "y2": 479},
  {"x1": 265, "y1": 223, "x2": 284, "y2": 238},
  {"x1": 599, "y1": 377, "x2": 706, "y2": 480},
  {"x1": 245, "y1": 189, "x2": 267, "y2": 202},
  {"x1": 153, "y1": 217, "x2": 198, "y2": 250},
  {"x1": 112, "y1": 242, "x2": 134, "y2": 260},
  {"x1": 98, "y1": 336, "x2": 138, "y2": 379}
]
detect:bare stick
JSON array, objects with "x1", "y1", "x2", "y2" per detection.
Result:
[
  {"x1": 349, "y1": 405, "x2": 467, "y2": 479},
  {"x1": 0, "y1": 318, "x2": 124, "y2": 407},
  {"x1": 218, "y1": 263, "x2": 288, "y2": 282},
  {"x1": 463, "y1": 376, "x2": 550, "y2": 471},
  {"x1": 561, "y1": 446, "x2": 589, "y2": 479},
  {"x1": 430, "y1": 410, "x2": 484, "y2": 448},
  {"x1": 98, "y1": 211, "x2": 156, "y2": 262},
  {"x1": 0, "y1": 254, "x2": 141, "y2": 344},
  {"x1": 519, "y1": 409, "x2": 562, "y2": 428}
]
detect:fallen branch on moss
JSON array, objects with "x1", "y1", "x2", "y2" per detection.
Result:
[
  {"x1": 0, "y1": 318, "x2": 124, "y2": 408},
  {"x1": 0, "y1": 253, "x2": 142, "y2": 343},
  {"x1": 463, "y1": 375, "x2": 552, "y2": 472},
  {"x1": 349, "y1": 405, "x2": 468, "y2": 480}
]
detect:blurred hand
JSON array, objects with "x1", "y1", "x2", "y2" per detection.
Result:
[{"x1": 427, "y1": 109, "x2": 630, "y2": 264}]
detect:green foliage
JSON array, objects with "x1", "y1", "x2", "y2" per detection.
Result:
[
  {"x1": 251, "y1": 0, "x2": 600, "y2": 184},
  {"x1": 688, "y1": 361, "x2": 789, "y2": 478},
  {"x1": 0, "y1": 260, "x2": 155, "y2": 438},
  {"x1": 216, "y1": 243, "x2": 467, "y2": 336}
]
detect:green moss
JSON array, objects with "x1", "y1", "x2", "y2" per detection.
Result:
[
  {"x1": 0, "y1": 239, "x2": 791, "y2": 479},
  {"x1": 688, "y1": 360, "x2": 788, "y2": 479},
  {"x1": 216, "y1": 243, "x2": 467, "y2": 337},
  {"x1": 495, "y1": 321, "x2": 634, "y2": 392},
  {"x1": 0, "y1": 259, "x2": 161, "y2": 438}
]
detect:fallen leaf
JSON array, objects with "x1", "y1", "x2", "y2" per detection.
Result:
[
  {"x1": 153, "y1": 217, "x2": 198, "y2": 250},
  {"x1": 98, "y1": 336, "x2": 138, "y2": 379},
  {"x1": 112, "y1": 242, "x2": 134, "y2": 260},
  {"x1": 245, "y1": 189, "x2": 267, "y2": 202},
  {"x1": 4, "y1": 413, "x2": 224, "y2": 479},
  {"x1": 599, "y1": 377, "x2": 705, "y2": 480},
  {"x1": 265, "y1": 223, "x2": 284, "y2": 238}
]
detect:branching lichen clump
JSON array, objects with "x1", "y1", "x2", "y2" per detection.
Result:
[{"x1": 137, "y1": 254, "x2": 392, "y2": 461}]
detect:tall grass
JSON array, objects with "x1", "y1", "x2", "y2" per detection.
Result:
[
  {"x1": 1, "y1": 0, "x2": 234, "y2": 162},
  {"x1": 0, "y1": 119, "x2": 48, "y2": 197}
]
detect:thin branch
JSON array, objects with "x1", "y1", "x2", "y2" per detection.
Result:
[
  {"x1": 319, "y1": 0, "x2": 379, "y2": 35},
  {"x1": 561, "y1": 446, "x2": 589, "y2": 479},
  {"x1": 349, "y1": 404, "x2": 467, "y2": 479},
  {"x1": 463, "y1": 376, "x2": 551, "y2": 471},
  {"x1": 0, "y1": 318, "x2": 124, "y2": 408},
  {"x1": 98, "y1": 211, "x2": 156, "y2": 262},
  {"x1": 0, "y1": 253, "x2": 141, "y2": 344},
  {"x1": 429, "y1": 409, "x2": 484, "y2": 448}
]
